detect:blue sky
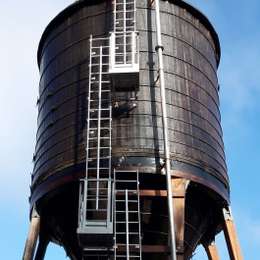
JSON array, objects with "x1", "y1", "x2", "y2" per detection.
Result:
[{"x1": 0, "y1": 0, "x2": 259, "y2": 259}]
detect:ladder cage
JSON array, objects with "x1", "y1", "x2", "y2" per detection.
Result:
[
  {"x1": 109, "y1": 0, "x2": 139, "y2": 74},
  {"x1": 109, "y1": 31, "x2": 139, "y2": 72},
  {"x1": 78, "y1": 35, "x2": 113, "y2": 237}
]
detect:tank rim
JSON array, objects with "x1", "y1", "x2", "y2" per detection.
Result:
[{"x1": 37, "y1": 0, "x2": 221, "y2": 68}]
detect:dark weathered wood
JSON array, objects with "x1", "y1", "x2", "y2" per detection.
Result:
[
  {"x1": 29, "y1": 0, "x2": 233, "y2": 259},
  {"x1": 172, "y1": 179, "x2": 189, "y2": 260},
  {"x1": 140, "y1": 189, "x2": 167, "y2": 197},
  {"x1": 142, "y1": 245, "x2": 169, "y2": 253},
  {"x1": 32, "y1": 0, "x2": 228, "y2": 204}
]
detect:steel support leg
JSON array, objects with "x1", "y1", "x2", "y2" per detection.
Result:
[
  {"x1": 223, "y1": 207, "x2": 243, "y2": 260},
  {"x1": 23, "y1": 209, "x2": 40, "y2": 260},
  {"x1": 204, "y1": 242, "x2": 220, "y2": 260},
  {"x1": 172, "y1": 178, "x2": 189, "y2": 260}
]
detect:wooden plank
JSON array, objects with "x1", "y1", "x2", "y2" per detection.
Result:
[
  {"x1": 223, "y1": 208, "x2": 243, "y2": 260},
  {"x1": 23, "y1": 215, "x2": 40, "y2": 260},
  {"x1": 142, "y1": 245, "x2": 169, "y2": 253},
  {"x1": 204, "y1": 242, "x2": 220, "y2": 260},
  {"x1": 172, "y1": 179, "x2": 189, "y2": 259},
  {"x1": 140, "y1": 189, "x2": 167, "y2": 197}
]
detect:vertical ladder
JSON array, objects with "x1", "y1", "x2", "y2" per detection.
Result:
[
  {"x1": 78, "y1": 36, "x2": 113, "y2": 241},
  {"x1": 114, "y1": 170, "x2": 142, "y2": 260}
]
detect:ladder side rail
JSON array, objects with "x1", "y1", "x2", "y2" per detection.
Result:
[
  {"x1": 123, "y1": 0, "x2": 127, "y2": 64},
  {"x1": 96, "y1": 46, "x2": 103, "y2": 210},
  {"x1": 86, "y1": 35, "x2": 93, "y2": 178},
  {"x1": 83, "y1": 35, "x2": 94, "y2": 226},
  {"x1": 134, "y1": 0, "x2": 137, "y2": 32},
  {"x1": 125, "y1": 189, "x2": 130, "y2": 260},
  {"x1": 114, "y1": 169, "x2": 117, "y2": 260},
  {"x1": 109, "y1": 94, "x2": 112, "y2": 181},
  {"x1": 114, "y1": 0, "x2": 117, "y2": 33},
  {"x1": 137, "y1": 171, "x2": 142, "y2": 258}
]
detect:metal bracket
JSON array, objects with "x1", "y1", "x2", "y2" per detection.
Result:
[{"x1": 223, "y1": 206, "x2": 233, "y2": 221}]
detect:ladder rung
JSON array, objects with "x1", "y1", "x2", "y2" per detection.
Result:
[
  {"x1": 116, "y1": 200, "x2": 138, "y2": 202},
  {"x1": 116, "y1": 18, "x2": 135, "y2": 21},
  {"x1": 90, "y1": 90, "x2": 110, "y2": 93},
  {"x1": 91, "y1": 45, "x2": 110, "y2": 49},
  {"x1": 87, "y1": 167, "x2": 110, "y2": 170},
  {"x1": 89, "y1": 118, "x2": 111, "y2": 120},
  {"x1": 87, "y1": 188, "x2": 109, "y2": 192},
  {"x1": 116, "y1": 211, "x2": 138, "y2": 213},
  {"x1": 115, "y1": 189, "x2": 137, "y2": 193},
  {"x1": 88, "y1": 146, "x2": 111, "y2": 149},
  {"x1": 116, "y1": 232, "x2": 139, "y2": 235},
  {"x1": 115, "y1": 255, "x2": 139, "y2": 257},
  {"x1": 91, "y1": 54, "x2": 110, "y2": 58},
  {"x1": 86, "y1": 209, "x2": 107, "y2": 212},
  {"x1": 116, "y1": 243, "x2": 140, "y2": 247},
  {"x1": 88, "y1": 137, "x2": 110, "y2": 140},
  {"x1": 115, "y1": 256, "x2": 140, "y2": 258},
  {"x1": 89, "y1": 99, "x2": 110, "y2": 101},
  {"x1": 91, "y1": 72, "x2": 110, "y2": 75},
  {"x1": 115, "y1": 27, "x2": 135, "y2": 31},
  {"x1": 90, "y1": 81, "x2": 110, "y2": 84},
  {"x1": 115, "y1": 180, "x2": 138, "y2": 183},
  {"x1": 89, "y1": 108, "x2": 110, "y2": 111},
  {"x1": 115, "y1": 10, "x2": 135, "y2": 13},
  {"x1": 90, "y1": 63, "x2": 109, "y2": 66},
  {"x1": 87, "y1": 198, "x2": 108, "y2": 201},
  {"x1": 116, "y1": 221, "x2": 139, "y2": 224},
  {"x1": 88, "y1": 157, "x2": 111, "y2": 160},
  {"x1": 89, "y1": 127, "x2": 110, "y2": 130}
]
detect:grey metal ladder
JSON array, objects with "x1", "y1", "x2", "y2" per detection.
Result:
[
  {"x1": 78, "y1": 35, "x2": 113, "y2": 240},
  {"x1": 114, "y1": 170, "x2": 142, "y2": 260}
]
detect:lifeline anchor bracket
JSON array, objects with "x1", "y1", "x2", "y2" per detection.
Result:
[{"x1": 223, "y1": 206, "x2": 233, "y2": 221}]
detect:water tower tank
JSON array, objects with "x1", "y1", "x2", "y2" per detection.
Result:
[{"x1": 25, "y1": 1, "x2": 242, "y2": 260}]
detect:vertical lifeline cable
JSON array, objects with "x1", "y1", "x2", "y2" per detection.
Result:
[{"x1": 154, "y1": 0, "x2": 177, "y2": 259}]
